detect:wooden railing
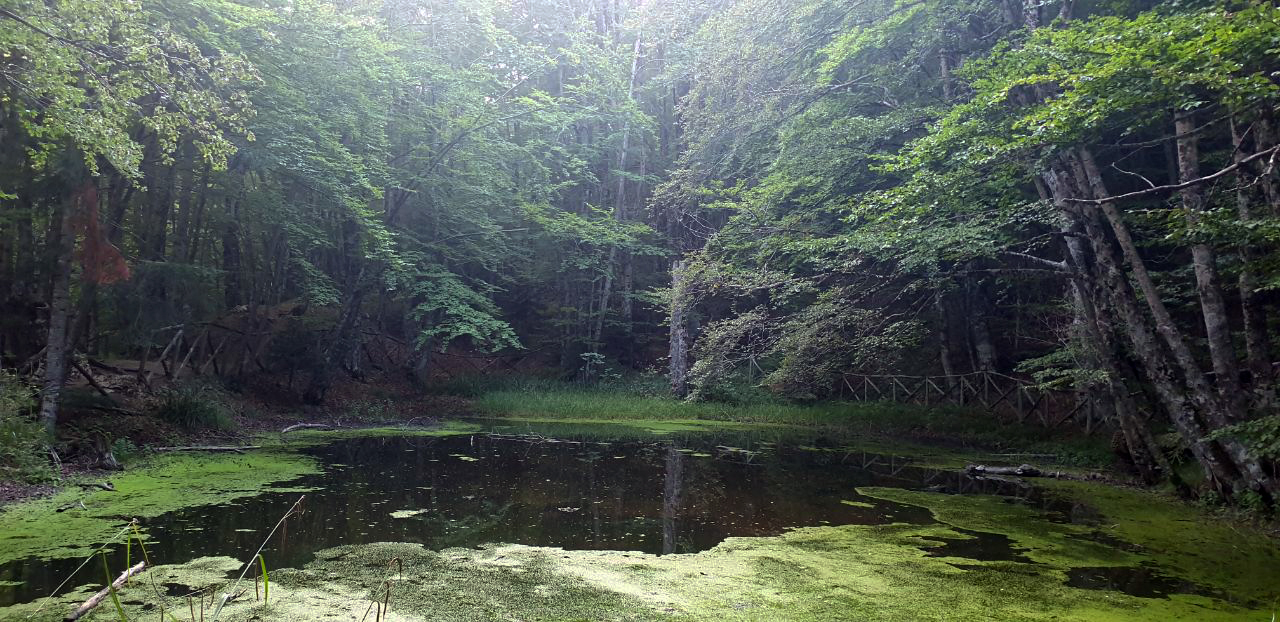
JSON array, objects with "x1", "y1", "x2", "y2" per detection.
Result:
[{"x1": 838, "y1": 371, "x2": 1100, "y2": 431}]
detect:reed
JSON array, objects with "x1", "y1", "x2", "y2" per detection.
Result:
[
  {"x1": 102, "y1": 554, "x2": 128, "y2": 622},
  {"x1": 256, "y1": 554, "x2": 269, "y2": 605}
]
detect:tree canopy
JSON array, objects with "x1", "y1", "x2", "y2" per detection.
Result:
[{"x1": 6, "y1": 0, "x2": 1280, "y2": 498}]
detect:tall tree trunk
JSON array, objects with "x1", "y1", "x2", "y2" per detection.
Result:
[
  {"x1": 1231, "y1": 116, "x2": 1273, "y2": 397},
  {"x1": 143, "y1": 162, "x2": 175, "y2": 262},
  {"x1": 304, "y1": 267, "x2": 367, "y2": 405},
  {"x1": 38, "y1": 183, "x2": 86, "y2": 435},
  {"x1": 1175, "y1": 111, "x2": 1244, "y2": 408},
  {"x1": 669, "y1": 258, "x2": 690, "y2": 398},
  {"x1": 1041, "y1": 175, "x2": 1168, "y2": 483},
  {"x1": 222, "y1": 196, "x2": 243, "y2": 309},
  {"x1": 591, "y1": 34, "x2": 643, "y2": 347},
  {"x1": 934, "y1": 288, "x2": 958, "y2": 381},
  {"x1": 968, "y1": 278, "x2": 997, "y2": 372},
  {"x1": 1048, "y1": 166, "x2": 1229, "y2": 489},
  {"x1": 939, "y1": 52, "x2": 954, "y2": 101},
  {"x1": 1071, "y1": 152, "x2": 1277, "y2": 497},
  {"x1": 1257, "y1": 114, "x2": 1280, "y2": 216}
]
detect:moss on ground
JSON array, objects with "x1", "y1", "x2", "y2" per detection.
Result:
[
  {"x1": 476, "y1": 416, "x2": 763, "y2": 437},
  {"x1": 0, "y1": 449, "x2": 320, "y2": 566}
]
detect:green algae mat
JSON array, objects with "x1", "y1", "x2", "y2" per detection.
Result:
[{"x1": 1, "y1": 422, "x2": 1277, "y2": 620}]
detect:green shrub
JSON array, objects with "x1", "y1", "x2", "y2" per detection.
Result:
[
  {"x1": 109, "y1": 437, "x2": 142, "y2": 464},
  {"x1": 0, "y1": 371, "x2": 55, "y2": 483},
  {"x1": 153, "y1": 385, "x2": 232, "y2": 430},
  {"x1": 1208, "y1": 415, "x2": 1280, "y2": 461}
]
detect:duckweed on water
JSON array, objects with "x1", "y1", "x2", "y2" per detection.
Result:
[
  {"x1": 8, "y1": 520, "x2": 1267, "y2": 621},
  {"x1": 2, "y1": 424, "x2": 1276, "y2": 620},
  {"x1": 0, "y1": 450, "x2": 320, "y2": 566},
  {"x1": 1036, "y1": 478, "x2": 1280, "y2": 605}
]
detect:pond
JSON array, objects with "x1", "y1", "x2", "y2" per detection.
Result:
[{"x1": 1, "y1": 420, "x2": 1277, "y2": 620}]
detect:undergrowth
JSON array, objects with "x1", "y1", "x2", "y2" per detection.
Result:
[
  {"x1": 0, "y1": 370, "x2": 55, "y2": 483},
  {"x1": 153, "y1": 384, "x2": 233, "y2": 430}
]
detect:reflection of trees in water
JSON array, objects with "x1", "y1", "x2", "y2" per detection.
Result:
[
  {"x1": 403, "y1": 500, "x2": 516, "y2": 549},
  {"x1": 662, "y1": 445, "x2": 684, "y2": 554}
]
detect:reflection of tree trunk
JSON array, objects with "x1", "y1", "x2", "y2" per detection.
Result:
[
  {"x1": 662, "y1": 445, "x2": 684, "y2": 555},
  {"x1": 669, "y1": 259, "x2": 690, "y2": 397}
]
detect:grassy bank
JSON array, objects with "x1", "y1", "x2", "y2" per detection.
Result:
[{"x1": 460, "y1": 377, "x2": 1112, "y2": 468}]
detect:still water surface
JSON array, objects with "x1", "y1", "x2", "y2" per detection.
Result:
[{"x1": 0, "y1": 421, "x2": 1214, "y2": 608}]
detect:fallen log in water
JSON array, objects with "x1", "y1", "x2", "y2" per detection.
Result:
[
  {"x1": 964, "y1": 463, "x2": 1047, "y2": 477},
  {"x1": 65, "y1": 561, "x2": 146, "y2": 621},
  {"x1": 281, "y1": 423, "x2": 336, "y2": 434},
  {"x1": 152, "y1": 445, "x2": 261, "y2": 453},
  {"x1": 963, "y1": 463, "x2": 1110, "y2": 482}
]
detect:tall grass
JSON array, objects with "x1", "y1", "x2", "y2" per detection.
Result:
[
  {"x1": 154, "y1": 385, "x2": 232, "y2": 430},
  {"x1": 460, "y1": 375, "x2": 1112, "y2": 467}
]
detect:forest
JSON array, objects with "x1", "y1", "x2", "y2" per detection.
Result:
[{"x1": 3, "y1": 0, "x2": 1280, "y2": 619}]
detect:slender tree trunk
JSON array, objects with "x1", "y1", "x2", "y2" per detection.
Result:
[
  {"x1": 934, "y1": 289, "x2": 958, "y2": 381},
  {"x1": 1231, "y1": 116, "x2": 1273, "y2": 396},
  {"x1": 143, "y1": 162, "x2": 175, "y2": 262},
  {"x1": 591, "y1": 34, "x2": 643, "y2": 347},
  {"x1": 304, "y1": 267, "x2": 367, "y2": 405},
  {"x1": 1257, "y1": 115, "x2": 1280, "y2": 216},
  {"x1": 1041, "y1": 175, "x2": 1168, "y2": 483},
  {"x1": 222, "y1": 196, "x2": 243, "y2": 309},
  {"x1": 968, "y1": 278, "x2": 997, "y2": 372},
  {"x1": 1071, "y1": 152, "x2": 1277, "y2": 497},
  {"x1": 1048, "y1": 166, "x2": 1230, "y2": 489},
  {"x1": 669, "y1": 258, "x2": 690, "y2": 398},
  {"x1": 38, "y1": 184, "x2": 84, "y2": 435},
  {"x1": 1175, "y1": 112, "x2": 1244, "y2": 407},
  {"x1": 172, "y1": 161, "x2": 196, "y2": 265},
  {"x1": 939, "y1": 52, "x2": 954, "y2": 101}
]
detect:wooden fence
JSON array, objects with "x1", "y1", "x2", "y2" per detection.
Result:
[{"x1": 838, "y1": 371, "x2": 1101, "y2": 432}]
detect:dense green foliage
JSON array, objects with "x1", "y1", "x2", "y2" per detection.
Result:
[{"x1": 4, "y1": 0, "x2": 1280, "y2": 498}]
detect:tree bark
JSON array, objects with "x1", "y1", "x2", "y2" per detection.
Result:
[
  {"x1": 968, "y1": 277, "x2": 997, "y2": 372},
  {"x1": 222, "y1": 195, "x2": 243, "y2": 309},
  {"x1": 64, "y1": 562, "x2": 147, "y2": 621},
  {"x1": 1175, "y1": 111, "x2": 1244, "y2": 407},
  {"x1": 304, "y1": 267, "x2": 367, "y2": 405},
  {"x1": 934, "y1": 288, "x2": 958, "y2": 380},
  {"x1": 38, "y1": 184, "x2": 83, "y2": 435},
  {"x1": 591, "y1": 34, "x2": 643, "y2": 348},
  {"x1": 669, "y1": 258, "x2": 690, "y2": 398},
  {"x1": 1231, "y1": 116, "x2": 1273, "y2": 396},
  {"x1": 1069, "y1": 152, "x2": 1277, "y2": 497},
  {"x1": 1041, "y1": 173, "x2": 1168, "y2": 484}
]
